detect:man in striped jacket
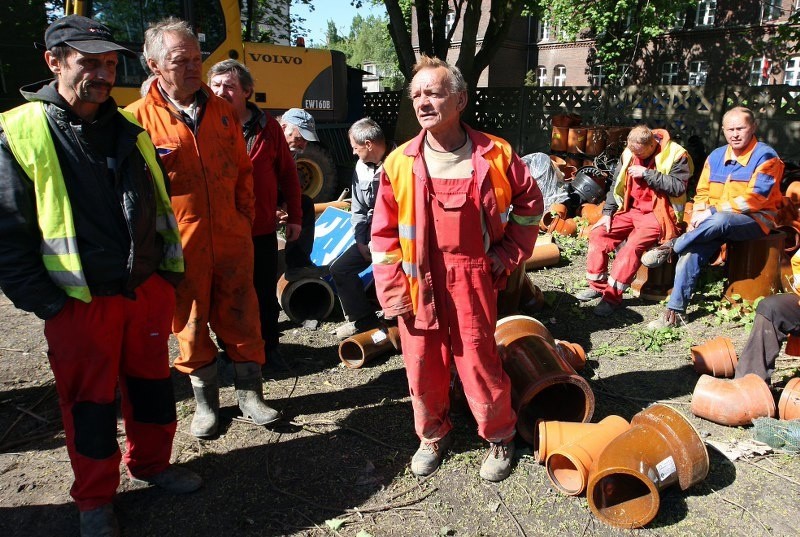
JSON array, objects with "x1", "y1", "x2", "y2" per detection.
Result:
[{"x1": 648, "y1": 107, "x2": 784, "y2": 329}]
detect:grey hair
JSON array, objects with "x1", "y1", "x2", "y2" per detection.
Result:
[
  {"x1": 410, "y1": 55, "x2": 467, "y2": 96},
  {"x1": 207, "y1": 59, "x2": 255, "y2": 95},
  {"x1": 627, "y1": 125, "x2": 654, "y2": 147},
  {"x1": 143, "y1": 17, "x2": 198, "y2": 65},
  {"x1": 348, "y1": 117, "x2": 384, "y2": 145}
]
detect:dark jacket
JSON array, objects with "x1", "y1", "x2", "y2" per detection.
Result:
[{"x1": 0, "y1": 80, "x2": 174, "y2": 319}]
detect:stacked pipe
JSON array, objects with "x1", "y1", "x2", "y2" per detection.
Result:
[{"x1": 494, "y1": 315, "x2": 592, "y2": 445}]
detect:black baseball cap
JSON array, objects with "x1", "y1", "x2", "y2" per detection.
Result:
[{"x1": 38, "y1": 15, "x2": 135, "y2": 57}]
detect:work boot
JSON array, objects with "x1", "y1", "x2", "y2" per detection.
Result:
[
  {"x1": 79, "y1": 504, "x2": 119, "y2": 537},
  {"x1": 410, "y1": 432, "x2": 454, "y2": 476},
  {"x1": 480, "y1": 439, "x2": 516, "y2": 482},
  {"x1": 575, "y1": 288, "x2": 602, "y2": 302},
  {"x1": 189, "y1": 362, "x2": 219, "y2": 438},
  {"x1": 234, "y1": 361, "x2": 281, "y2": 426},
  {"x1": 129, "y1": 464, "x2": 202, "y2": 494}
]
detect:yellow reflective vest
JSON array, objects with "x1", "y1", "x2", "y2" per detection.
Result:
[{"x1": 0, "y1": 102, "x2": 183, "y2": 302}]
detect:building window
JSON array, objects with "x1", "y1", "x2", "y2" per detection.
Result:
[
  {"x1": 688, "y1": 61, "x2": 708, "y2": 86},
  {"x1": 785, "y1": 57, "x2": 800, "y2": 86},
  {"x1": 363, "y1": 63, "x2": 377, "y2": 75},
  {"x1": 795, "y1": 0, "x2": 800, "y2": 14},
  {"x1": 537, "y1": 66, "x2": 548, "y2": 86},
  {"x1": 749, "y1": 58, "x2": 772, "y2": 86},
  {"x1": 553, "y1": 65, "x2": 567, "y2": 86},
  {"x1": 591, "y1": 65, "x2": 605, "y2": 87},
  {"x1": 761, "y1": 2, "x2": 782, "y2": 22},
  {"x1": 538, "y1": 20, "x2": 551, "y2": 42},
  {"x1": 661, "y1": 62, "x2": 679, "y2": 84},
  {"x1": 670, "y1": 10, "x2": 685, "y2": 30},
  {"x1": 695, "y1": 1, "x2": 716, "y2": 27},
  {"x1": 446, "y1": 11, "x2": 456, "y2": 35}
]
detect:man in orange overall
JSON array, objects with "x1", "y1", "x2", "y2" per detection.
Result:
[
  {"x1": 371, "y1": 56, "x2": 543, "y2": 482},
  {"x1": 127, "y1": 18, "x2": 279, "y2": 438}
]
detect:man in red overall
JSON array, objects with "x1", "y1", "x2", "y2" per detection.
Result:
[
  {"x1": 371, "y1": 56, "x2": 543, "y2": 482},
  {"x1": 575, "y1": 126, "x2": 691, "y2": 316}
]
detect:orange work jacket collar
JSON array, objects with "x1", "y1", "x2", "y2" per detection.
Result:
[{"x1": 723, "y1": 136, "x2": 758, "y2": 166}]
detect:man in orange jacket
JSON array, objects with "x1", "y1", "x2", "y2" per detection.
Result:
[
  {"x1": 371, "y1": 56, "x2": 543, "y2": 482},
  {"x1": 127, "y1": 18, "x2": 279, "y2": 438}
]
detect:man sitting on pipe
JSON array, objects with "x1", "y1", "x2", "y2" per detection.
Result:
[{"x1": 575, "y1": 126, "x2": 691, "y2": 317}]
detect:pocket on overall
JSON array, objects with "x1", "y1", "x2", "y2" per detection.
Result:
[{"x1": 432, "y1": 193, "x2": 468, "y2": 252}]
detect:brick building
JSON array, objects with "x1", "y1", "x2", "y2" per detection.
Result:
[
  {"x1": 535, "y1": 0, "x2": 800, "y2": 87},
  {"x1": 410, "y1": 1, "x2": 798, "y2": 88}
]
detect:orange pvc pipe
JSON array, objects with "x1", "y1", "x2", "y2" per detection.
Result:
[
  {"x1": 495, "y1": 316, "x2": 594, "y2": 445},
  {"x1": 690, "y1": 336, "x2": 738, "y2": 378},
  {"x1": 546, "y1": 415, "x2": 631, "y2": 495},
  {"x1": 276, "y1": 275, "x2": 335, "y2": 324},
  {"x1": 587, "y1": 404, "x2": 709, "y2": 529},
  {"x1": 338, "y1": 326, "x2": 401, "y2": 369},
  {"x1": 525, "y1": 243, "x2": 561, "y2": 270},
  {"x1": 779, "y1": 377, "x2": 800, "y2": 420},
  {"x1": 690, "y1": 374, "x2": 776, "y2": 426}
]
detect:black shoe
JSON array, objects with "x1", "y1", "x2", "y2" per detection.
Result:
[
  {"x1": 129, "y1": 465, "x2": 202, "y2": 494},
  {"x1": 80, "y1": 504, "x2": 119, "y2": 537}
]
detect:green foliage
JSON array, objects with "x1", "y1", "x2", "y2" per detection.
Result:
[
  {"x1": 633, "y1": 326, "x2": 681, "y2": 352},
  {"x1": 524, "y1": 69, "x2": 537, "y2": 87},
  {"x1": 326, "y1": 13, "x2": 404, "y2": 90},
  {"x1": 693, "y1": 268, "x2": 760, "y2": 328},
  {"x1": 552, "y1": 232, "x2": 588, "y2": 262},
  {"x1": 591, "y1": 342, "x2": 636, "y2": 357},
  {"x1": 539, "y1": 0, "x2": 696, "y2": 82}
]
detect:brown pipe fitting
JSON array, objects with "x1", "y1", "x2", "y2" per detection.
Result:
[
  {"x1": 550, "y1": 127, "x2": 569, "y2": 152},
  {"x1": 554, "y1": 340, "x2": 586, "y2": 371},
  {"x1": 567, "y1": 127, "x2": 588, "y2": 154},
  {"x1": 549, "y1": 203, "x2": 569, "y2": 219},
  {"x1": 586, "y1": 404, "x2": 709, "y2": 529},
  {"x1": 276, "y1": 275, "x2": 335, "y2": 324},
  {"x1": 690, "y1": 374, "x2": 776, "y2": 426},
  {"x1": 495, "y1": 316, "x2": 595, "y2": 445},
  {"x1": 779, "y1": 377, "x2": 800, "y2": 420},
  {"x1": 539, "y1": 213, "x2": 578, "y2": 236},
  {"x1": 536, "y1": 420, "x2": 598, "y2": 463},
  {"x1": 579, "y1": 203, "x2": 604, "y2": 225},
  {"x1": 546, "y1": 415, "x2": 631, "y2": 495},
  {"x1": 585, "y1": 127, "x2": 608, "y2": 156},
  {"x1": 314, "y1": 200, "x2": 350, "y2": 218},
  {"x1": 338, "y1": 326, "x2": 401, "y2": 369},
  {"x1": 525, "y1": 242, "x2": 561, "y2": 270},
  {"x1": 690, "y1": 336, "x2": 738, "y2": 378}
]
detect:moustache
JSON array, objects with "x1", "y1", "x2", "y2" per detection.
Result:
[{"x1": 87, "y1": 81, "x2": 113, "y2": 91}]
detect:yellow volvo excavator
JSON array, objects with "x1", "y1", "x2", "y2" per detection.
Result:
[{"x1": 66, "y1": 0, "x2": 361, "y2": 200}]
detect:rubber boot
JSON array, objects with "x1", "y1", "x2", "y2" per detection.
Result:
[
  {"x1": 233, "y1": 361, "x2": 280, "y2": 426},
  {"x1": 189, "y1": 362, "x2": 219, "y2": 438}
]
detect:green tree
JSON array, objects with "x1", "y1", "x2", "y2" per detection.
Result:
[
  {"x1": 382, "y1": 0, "x2": 539, "y2": 88},
  {"x1": 329, "y1": 13, "x2": 404, "y2": 90},
  {"x1": 540, "y1": 0, "x2": 697, "y2": 84}
]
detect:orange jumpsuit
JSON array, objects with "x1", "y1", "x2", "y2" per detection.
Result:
[{"x1": 127, "y1": 83, "x2": 265, "y2": 372}]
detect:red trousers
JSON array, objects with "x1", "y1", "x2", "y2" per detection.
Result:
[
  {"x1": 44, "y1": 275, "x2": 178, "y2": 511},
  {"x1": 586, "y1": 209, "x2": 661, "y2": 304},
  {"x1": 398, "y1": 176, "x2": 516, "y2": 444}
]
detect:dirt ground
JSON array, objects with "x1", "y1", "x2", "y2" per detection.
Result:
[{"x1": 1, "y1": 243, "x2": 799, "y2": 537}]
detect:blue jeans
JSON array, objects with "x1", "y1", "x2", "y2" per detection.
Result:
[{"x1": 667, "y1": 211, "x2": 765, "y2": 313}]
